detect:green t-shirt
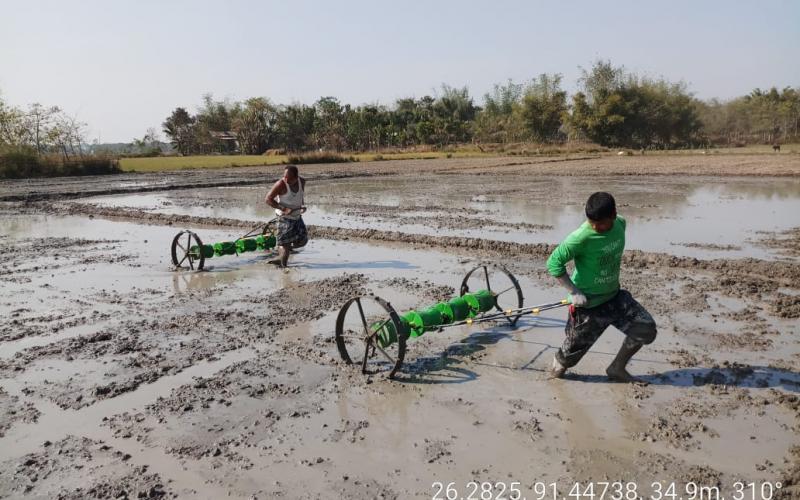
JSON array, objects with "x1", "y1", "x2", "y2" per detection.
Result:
[{"x1": 546, "y1": 216, "x2": 626, "y2": 308}]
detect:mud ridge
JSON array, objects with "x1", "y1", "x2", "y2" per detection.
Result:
[
  {"x1": 39, "y1": 202, "x2": 800, "y2": 289},
  {"x1": 0, "y1": 170, "x2": 398, "y2": 203},
  {"x1": 0, "y1": 274, "x2": 367, "y2": 410},
  {"x1": 0, "y1": 436, "x2": 175, "y2": 498}
]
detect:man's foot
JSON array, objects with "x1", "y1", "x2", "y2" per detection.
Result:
[
  {"x1": 606, "y1": 364, "x2": 648, "y2": 384},
  {"x1": 548, "y1": 357, "x2": 567, "y2": 379}
]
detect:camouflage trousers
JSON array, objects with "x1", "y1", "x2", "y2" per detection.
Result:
[{"x1": 556, "y1": 289, "x2": 657, "y2": 368}]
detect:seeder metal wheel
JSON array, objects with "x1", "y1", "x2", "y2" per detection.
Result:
[
  {"x1": 171, "y1": 230, "x2": 205, "y2": 271},
  {"x1": 460, "y1": 263, "x2": 524, "y2": 325},
  {"x1": 334, "y1": 295, "x2": 407, "y2": 379}
]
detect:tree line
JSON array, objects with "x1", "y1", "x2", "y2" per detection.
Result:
[
  {"x1": 0, "y1": 98, "x2": 88, "y2": 161},
  {"x1": 162, "y1": 61, "x2": 800, "y2": 155},
  {"x1": 2, "y1": 59, "x2": 799, "y2": 163},
  {"x1": 0, "y1": 92, "x2": 119, "y2": 178}
]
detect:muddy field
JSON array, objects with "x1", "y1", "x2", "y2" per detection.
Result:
[{"x1": 1, "y1": 154, "x2": 799, "y2": 499}]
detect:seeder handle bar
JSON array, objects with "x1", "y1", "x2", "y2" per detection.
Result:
[
  {"x1": 274, "y1": 206, "x2": 307, "y2": 217},
  {"x1": 448, "y1": 299, "x2": 570, "y2": 327},
  {"x1": 240, "y1": 217, "x2": 279, "y2": 239}
]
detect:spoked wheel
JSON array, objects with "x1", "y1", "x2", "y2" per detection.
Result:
[
  {"x1": 240, "y1": 218, "x2": 280, "y2": 254},
  {"x1": 263, "y1": 220, "x2": 279, "y2": 251},
  {"x1": 460, "y1": 263, "x2": 524, "y2": 325},
  {"x1": 334, "y1": 295, "x2": 407, "y2": 379},
  {"x1": 171, "y1": 230, "x2": 205, "y2": 271}
]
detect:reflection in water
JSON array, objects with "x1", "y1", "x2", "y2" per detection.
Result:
[
  {"x1": 71, "y1": 175, "x2": 800, "y2": 261},
  {"x1": 295, "y1": 260, "x2": 417, "y2": 271}
]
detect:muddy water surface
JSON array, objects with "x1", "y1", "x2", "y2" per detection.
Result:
[
  {"x1": 79, "y1": 174, "x2": 800, "y2": 261},
  {"x1": 2, "y1": 161, "x2": 799, "y2": 499}
]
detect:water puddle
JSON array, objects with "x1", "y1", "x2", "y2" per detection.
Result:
[{"x1": 72, "y1": 174, "x2": 800, "y2": 261}]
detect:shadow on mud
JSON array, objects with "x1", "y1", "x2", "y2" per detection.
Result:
[
  {"x1": 398, "y1": 315, "x2": 568, "y2": 384},
  {"x1": 647, "y1": 366, "x2": 800, "y2": 393},
  {"x1": 294, "y1": 260, "x2": 418, "y2": 271}
]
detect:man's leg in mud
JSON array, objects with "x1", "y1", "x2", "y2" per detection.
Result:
[
  {"x1": 551, "y1": 306, "x2": 610, "y2": 379},
  {"x1": 607, "y1": 290, "x2": 657, "y2": 383},
  {"x1": 267, "y1": 248, "x2": 288, "y2": 267},
  {"x1": 287, "y1": 219, "x2": 308, "y2": 256},
  {"x1": 289, "y1": 238, "x2": 307, "y2": 254},
  {"x1": 279, "y1": 244, "x2": 291, "y2": 267},
  {"x1": 272, "y1": 218, "x2": 306, "y2": 267}
]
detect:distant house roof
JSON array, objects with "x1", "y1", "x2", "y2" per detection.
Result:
[{"x1": 209, "y1": 131, "x2": 238, "y2": 141}]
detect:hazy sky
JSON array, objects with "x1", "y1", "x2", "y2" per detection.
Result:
[{"x1": 2, "y1": 0, "x2": 798, "y2": 142}]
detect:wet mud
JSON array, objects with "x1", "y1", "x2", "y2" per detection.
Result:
[
  {"x1": 1, "y1": 155, "x2": 799, "y2": 498},
  {"x1": 0, "y1": 436, "x2": 174, "y2": 498},
  {"x1": 0, "y1": 388, "x2": 40, "y2": 438}
]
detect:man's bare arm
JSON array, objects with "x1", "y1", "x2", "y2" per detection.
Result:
[{"x1": 265, "y1": 180, "x2": 286, "y2": 209}]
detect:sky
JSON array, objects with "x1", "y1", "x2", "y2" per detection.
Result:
[{"x1": 1, "y1": 0, "x2": 798, "y2": 143}]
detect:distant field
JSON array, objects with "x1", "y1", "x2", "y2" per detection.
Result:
[
  {"x1": 118, "y1": 145, "x2": 797, "y2": 172},
  {"x1": 707, "y1": 144, "x2": 798, "y2": 154},
  {"x1": 356, "y1": 151, "x2": 491, "y2": 161},
  {"x1": 119, "y1": 155, "x2": 287, "y2": 172},
  {"x1": 118, "y1": 151, "x2": 492, "y2": 172},
  {"x1": 644, "y1": 144, "x2": 799, "y2": 155}
]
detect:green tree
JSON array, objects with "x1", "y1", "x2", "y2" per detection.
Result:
[
  {"x1": 162, "y1": 107, "x2": 195, "y2": 155},
  {"x1": 26, "y1": 103, "x2": 61, "y2": 154},
  {"x1": 345, "y1": 104, "x2": 389, "y2": 150},
  {"x1": 47, "y1": 114, "x2": 86, "y2": 161},
  {"x1": 567, "y1": 60, "x2": 701, "y2": 148},
  {"x1": 567, "y1": 61, "x2": 628, "y2": 146},
  {"x1": 232, "y1": 97, "x2": 277, "y2": 154},
  {"x1": 0, "y1": 92, "x2": 28, "y2": 150},
  {"x1": 475, "y1": 79, "x2": 525, "y2": 143},
  {"x1": 313, "y1": 97, "x2": 346, "y2": 151},
  {"x1": 433, "y1": 85, "x2": 476, "y2": 144},
  {"x1": 275, "y1": 103, "x2": 316, "y2": 152},
  {"x1": 194, "y1": 94, "x2": 235, "y2": 153},
  {"x1": 390, "y1": 97, "x2": 432, "y2": 146},
  {"x1": 519, "y1": 74, "x2": 568, "y2": 142}
]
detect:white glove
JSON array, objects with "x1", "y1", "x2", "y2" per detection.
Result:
[
  {"x1": 570, "y1": 291, "x2": 588, "y2": 307},
  {"x1": 556, "y1": 274, "x2": 588, "y2": 307}
]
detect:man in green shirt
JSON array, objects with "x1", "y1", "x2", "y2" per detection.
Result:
[{"x1": 546, "y1": 192, "x2": 657, "y2": 383}]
